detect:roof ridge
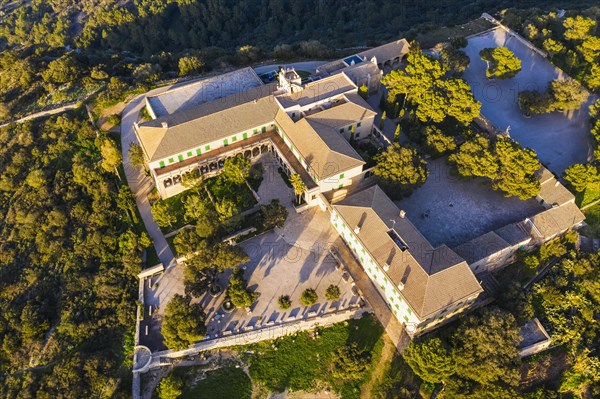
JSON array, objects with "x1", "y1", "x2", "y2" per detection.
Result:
[{"x1": 305, "y1": 119, "x2": 365, "y2": 162}]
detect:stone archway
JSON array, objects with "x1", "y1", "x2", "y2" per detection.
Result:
[
  {"x1": 252, "y1": 147, "x2": 260, "y2": 157},
  {"x1": 209, "y1": 161, "x2": 218, "y2": 171},
  {"x1": 200, "y1": 164, "x2": 209, "y2": 174},
  {"x1": 163, "y1": 178, "x2": 172, "y2": 188},
  {"x1": 172, "y1": 175, "x2": 182, "y2": 184},
  {"x1": 244, "y1": 149, "x2": 252, "y2": 158}
]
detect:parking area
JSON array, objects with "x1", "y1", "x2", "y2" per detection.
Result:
[
  {"x1": 462, "y1": 28, "x2": 595, "y2": 175},
  {"x1": 395, "y1": 158, "x2": 544, "y2": 248}
]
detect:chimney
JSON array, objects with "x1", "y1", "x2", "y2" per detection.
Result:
[
  {"x1": 383, "y1": 263, "x2": 390, "y2": 272},
  {"x1": 399, "y1": 210, "x2": 406, "y2": 218},
  {"x1": 354, "y1": 226, "x2": 361, "y2": 234},
  {"x1": 397, "y1": 282, "x2": 404, "y2": 291},
  {"x1": 161, "y1": 121, "x2": 168, "y2": 128}
]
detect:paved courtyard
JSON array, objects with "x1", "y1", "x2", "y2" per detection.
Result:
[
  {"x1": 462, "y1": 28, "x2": 596, "y2": 175},
  {"x1": 200, "y1": 226, "x2": 360, "y2": 339},
  {"x1": 140, "y1": 153, "x2": 359, "y2": 351},
  {"x1": 395, "y1": 158, "x2": 545, "y2": 248}
]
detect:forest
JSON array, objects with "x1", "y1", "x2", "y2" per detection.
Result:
[{"x1": 0, "y1": 111, "x2": 149, "y2": 398}]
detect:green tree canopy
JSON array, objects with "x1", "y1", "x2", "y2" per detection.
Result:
[
  {"x1": 564, "y1": 163, "x2": 599, "y2": 192},
  {"x1": 178, "y1": 55, "x2": 204, "y2": 76},
  {"x1": 158, "y1": 374, "x2": 184, "y2": 399},
  {"x1": 162, "y1": 294, "x2": 207, "y2": 350},
  {"x1": 300, "y1": 288, "x2": 318, "y2": 306},
  {"x1": 325, "y1": 284, "x2": 341, "y2": 301},
  {"x1": 100, "y1": 138, "x2": 122, "y2": 175},
  {"x1": 128, "y1": 142, "x2": 146, "y2": 169},
  {"x1": 222, "y1": 154, "x2": 251, "y2": 184},
  {"x1": 479, "y1": 47, "x2": 521, "y2": 79},
  {"x1": 382, "y1": 51, "x2": 480, "y2": 125},
  {"x1": 563, "y1": 16, "x2": 597, "y2": 41},
  {"x1": 453, "y1": 308, "x2": 521, "y2": 387},
  {"x1": 329, "y1": 343, "x2": 371, "y2": 381},
  {"x1": 228, "y1": 269, "x2": 258, "y2": 308},
  {"x1": 440, "y1": 45, "x2": 470, "y2": 76},
  {"x1": 151, "y1": 200, "x2": 176, "y2": 228},
  {"x1": 403, "y1": 337, "x2": 456, "y2": 384},
  {"x1": 450, "y1": 136, "x2": 541, "y2": 199},
  {"x1": 373, "y1": 144, "x2": 428, "y2": 198}
]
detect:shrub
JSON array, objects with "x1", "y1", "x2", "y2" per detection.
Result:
[
  {"x1": 278, "y1": 295, "x2": 292, "y2": 310},
  {"x1": 325, "y1": 285, "x2": 341, "y2": 301},
  {"x1": 300, "y1": 288, "x2": 318, "y2": 306}
]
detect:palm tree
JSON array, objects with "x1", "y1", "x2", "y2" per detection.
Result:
[{"x1": 289, "y1": 173, "x2": 306, "y2": 204}]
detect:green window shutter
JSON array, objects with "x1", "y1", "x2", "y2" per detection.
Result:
[
  {"x1": 196, "y1": 148, "x2": 202, "y2": 156},
  {"x1": 159, "y1": 161, "x2": 165, "y2": 168},
  {"x1": 404, "y1": 316, "x2": 409, "y2": 322},
  {"x1": 243, "y1": 132, "x2": 248, "y2": 140},
  {"x1": 187, "y1": 151, "x2": 192, "y2": 157},
  {"x1": 168, "y1": 158, "x2": 174, "y2": 164},
  {"x1": 339, "y1": 173, "x2": 344, "y2": 179},
  {"x1": 205, "y1": 145, "x2": 210, "y2": 151},
  {"x1": 178, "y1": 154, "x2": 184, "y2": 162},
  {"x1": 223, "y1": 139, "x2": 228, "y2": 146},
  {"x1": 232, "y1": 136, "x2": 237, "y2": 142},
  {"x1": 338, "y1": 183, "x2": 344, "y2": 189},
  {"x1": 261, "y1": 126, "x2": 266, "y2": 133},
  {"x1": 253, "y1": 129, "x2": 258, "y2": 135},
  {"x1": 407, "y1": 308, "x2": 412, "y2": 314}
]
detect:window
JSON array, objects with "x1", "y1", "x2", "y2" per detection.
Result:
[
  {"x1": 243, "y1": 132, "x2": 248, "y2": 140},
  {"x1": 159, "y1": 161, "x2": 165, "y2": 168},
  {"x1": 168, "y1": 158, "x2": 174, "y2": 164},
  {"x1": 404, "y1": 316, "x2": 409, "y2": 322},
  {"x1": 205, "y1": 145, "x2": 211, "y2": 151},
  {"x1": 187, "y1": 151, "x2": 193, "y2": 157},
  {"x1": 232, "y1": 136, "x2": 237, "y2": 142},
  {"x1": 357, "y1": 122, "x2": 361, "y2": 127},
  {"x1": 223, "y1": 139, "x2": 228, "y2": 146},
  {"x1": 338, "y1": 183, "x2": 344, "y2": 189},
  {"x1": 348, "y1": 125, "x2": 352, "y2": 130},
  {"x1": 196, "y1": 149, "x2": 202, "y2": 156},
  {"x1": 261, "y1": 126, "x2": 267, "y2": 133},
  {"x1": 178, "y1": 154, "x2": 184, "y2": 162},
  {"x1": 339, "y1": 173, "x2": 345, "y2": 179},
  {"x1": 356, "y1": 133, "x2": 361, "y2": 138},
  {"x1": 339, "y1": 127, "x2": 344, "y2": 133},
  {"x1": 253, "y1": 129, "x2": 258, "y2": 135}
]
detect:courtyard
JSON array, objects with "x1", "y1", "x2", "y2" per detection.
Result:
[
  {"x1": 395, "y1": 158, "x2": 545, "y2": 248},
  {"x1": 462, "y1": 28, "x2": 596, "y2": 175},
  {"x1": 140, "y1": 154, "x2": 361, "y2": 351}
]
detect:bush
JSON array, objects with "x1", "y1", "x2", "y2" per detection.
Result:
[
  {"x1": 107, "y1": 113, "x2": 121, "y2": 126},
  {"x1": 300, "y1": 288, "x2": 318, "y2": 306},
  {"x1": 278, "y1": 295, "x2": 292, "y2": 310},
  {"x1": 325, "y1": 285, "x2": 341, "y2": 301},
  {"x1": 228, "y1": 269, "x2": 259, "y2": 308}
]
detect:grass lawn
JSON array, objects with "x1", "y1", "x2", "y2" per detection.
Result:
[
  {"x1": 177, "y1": 365, "x2": 252, "y2": 399},
  {"x1": 243, "y1": 314, "x2": 385, "y2": 398},
  {"x1": 371, "y1": 351, "x2": 422, "y2": 398}
]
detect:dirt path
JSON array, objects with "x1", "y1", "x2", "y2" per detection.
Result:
[{"x1": 360, "y1": 335, "x2": 395, "y2": 399}]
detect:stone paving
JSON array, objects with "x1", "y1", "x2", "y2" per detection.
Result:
[{"x1": 396, "y1": 158, "x2": 545, "y2": 248}]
